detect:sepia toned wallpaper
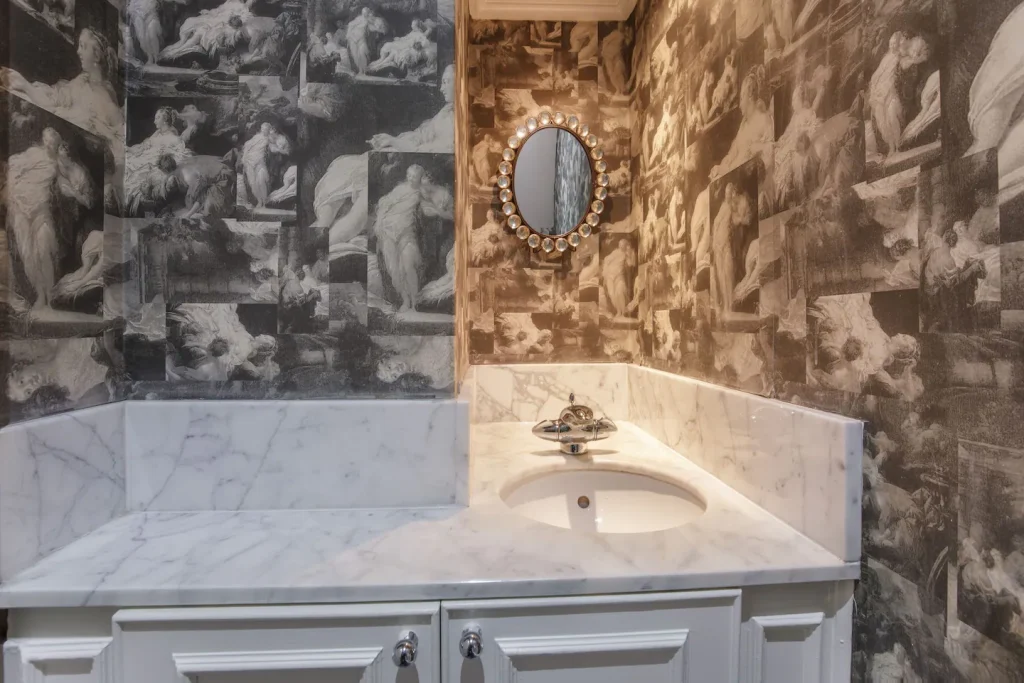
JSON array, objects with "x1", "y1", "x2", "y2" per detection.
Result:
[
  {"x1": 2, "y1": 0, "x2": 457, "y2": 427},
  {"x1": 630, "y1": 0, "x2": 1024, "y2": 678},
  {"x1": 465, "y1": 19, "x2": 639, "y2": 364}
]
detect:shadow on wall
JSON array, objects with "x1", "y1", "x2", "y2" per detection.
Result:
[{"x1": 630, "y1": 0, "x2": 1024, "y2": 678}]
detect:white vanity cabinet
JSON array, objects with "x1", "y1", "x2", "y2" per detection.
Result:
[
  {"x1": 3, "y1": 583, "x2": 853, "y2": 683},
  {"x1": 4, "y1": 603, "x2": 441, "y2": 683},
  {"x1": 442, "y1": 591, "x2": 742, "y2": 682}
]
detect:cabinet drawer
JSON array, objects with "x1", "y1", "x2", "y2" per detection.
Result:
[
  {"x1": 442, "y1": 590, "x2": 742, "y2": 683},
  {"x1": 112, "y1": 603, "x2": 440, "y2": 683}
]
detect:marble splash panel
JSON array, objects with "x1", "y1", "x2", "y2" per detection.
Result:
[
  {"x1": 628, "y1": 365, "x2": 863, "y2": 562},
  {"x1": 472, "y1": 363, "x2": 629, "y2": 423},
  {"x1": 126, "y1": 399, "x2": 470, "y2": 511},
  {"x1": 0, "y1": 403, "x2": 126, "y2": 582}
]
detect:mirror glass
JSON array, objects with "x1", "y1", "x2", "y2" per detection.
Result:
[{"x1": 513, "y1": 128, "x2": 591, "y2": 236}]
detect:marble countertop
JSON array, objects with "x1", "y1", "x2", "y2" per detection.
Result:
[{"x1": 0, "y1": 423, "x2": 858, "y2": 608}]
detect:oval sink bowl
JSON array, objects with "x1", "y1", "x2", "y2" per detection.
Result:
[{"x1": 502, "y1": 469, "x2": 707, "y2": 534}]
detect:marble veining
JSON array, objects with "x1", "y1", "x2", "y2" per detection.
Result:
[
  {"x1": 126, "y1": 400, "x2": 469, "y2": 511},
  {"x1": 0, "y1": 404, "x2": 126, "y2": 582},
  {"x1": 0, "y1": 422, "x2": 856, "y2": 608},
  {"x1": 628, "y1": 365, "x2": 863, "y2": 562},
  {"x1": 472, "y1": 363, "x2": 629, "y2": 424},
  {"x1": 466, "y1": 363, "x2": 862, "y2": 562}
]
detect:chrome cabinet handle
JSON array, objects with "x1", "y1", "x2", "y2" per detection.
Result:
[
  {"x1": 459, "y1": 625, "x2": 483, "y2": 659},
  {"x1": 393, "y1": 631, "x2": 418, "y2": 667}
]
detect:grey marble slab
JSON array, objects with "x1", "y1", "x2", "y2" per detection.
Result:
[
  {"x1": 126, "y1": 399, "x2": 470, "y2": 511},
  {"x1": 0, "y1": 422, "x2": 856, "y2": 608},
  {"x1": 0, "y1": 403, "x2": 126, "y2": 582}
]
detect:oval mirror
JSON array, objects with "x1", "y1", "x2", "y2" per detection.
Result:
[{"x1": 513, "y1": 128, "x2": 592, "y2": 236}]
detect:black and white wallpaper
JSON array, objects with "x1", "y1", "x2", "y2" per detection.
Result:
[
  {"x1": 2, "y1": 0, "x2": 456, "y2": 426},
  {"x1": 1, "y1": 0, "x2": 126, "y2": 426},
  {"x1": 466, "y1": 19, "x2": 638, "y2": 364},
  {"x1": 630, "y1": 0, "x2": 1024, "y2": 678}
]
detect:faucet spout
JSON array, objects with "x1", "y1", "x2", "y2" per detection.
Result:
[{"x1": 531, "y1": 393, "x2": 617, "y2": 454}]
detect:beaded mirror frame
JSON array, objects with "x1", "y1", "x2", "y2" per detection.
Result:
[{"x1": 496, "y1": 110, "x2": 611, "y2": 254}]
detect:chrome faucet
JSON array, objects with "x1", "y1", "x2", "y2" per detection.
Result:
[{"x1": 532, "y1": 393, "x2": 617, "y2": 455}]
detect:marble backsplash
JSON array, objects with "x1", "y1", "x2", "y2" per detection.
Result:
[
  {"x1": 467, "y1": 363, "x2": 863, "y2": 561},
  {"x1": 628, "y1": 366, "x2": 863, "y2": 562},
  {"x1": 0, "y1": 397, "x2": 468, "y2": 581},
  {"x1": 0, "y1": 404, "x2": 126, "y2": 582},
  {"x1": 468, "y1": 363, "x2": 629, "y2": 423},
  {"x1": 126, "y1": 400, "x2": 469, "y2": 511}
]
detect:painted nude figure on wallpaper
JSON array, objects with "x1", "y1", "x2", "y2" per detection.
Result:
[
  {"x1": 965, "y1": 2, "x2": 1024, "y2": 204},
  {"x1": 159, "y1": 7, "x2": 252, "y2": 67},
  {"x1": 368, "y1": 18, "x2": 437, "y2": 81},
  {"x1": 313, "y1": 154, "x2": 369, "y2": 260},
  {"x1": 162, "y1": 155, "x2": 236, "y2": 217},
  {"x1": 711, "y1": 69, "x2": 773, "y2": 179},
  {"x1": 52, "y1": 230, "x2": 105, "y2": 304},
  {"x1": 603, "y1": 238, "x2": 637, "y2": 320},
  {"x1": 708, "y1": 51, "x2": 738, "y2": 121},
  {"x1": 125, "y1": 107, "x2": 193, "y2": 211},
  {"x1": 696, "y1": 68, "x2": 716, "y2": 130},
  {"x1": 1, "y1": 28, "x2": 123, "y2": 201},
  {"x1": 691, "y1": 186, "x2": 711, "y2": 278},
  {"x1": 767, "y1": 0, "x2": 826, "y2": 55},
  {"x1": 241, "y1": 122, "x2": 292, "y2": 207},
  {"x1": 166, "y1": 304, "x2": 262, "y2": 381},
  {"x1": 869, "y1": 32, "x2": 931, "y2": 159},
  {"x1": 711, "y1": 183, "x2": 754, "y2": 317},
  {"x1": 6, "y1": 128, "x2": 95, "y2": 310},
  {"x1": 6, "y1": 339, "x2": 111, "y2": 411},
  {"x1": 374, "y1": 164, "x2": 453, "y2": 314},
  {"x1": 369, "y1": 65, "x2": 456, "y2": 153},
  {"x1": 127, "y1": 0, "x2": 191, "y2": 63},
  {"x1": 495, "y1": 313, "x2": 554, "y2": 355},
  {"x1": 470, "y1": 133, "x2": 501, "y2": 188},
  {"x1": 774, "y1": 66, "x2": 830, "y2": 203},
  {"x1": 347, "y1": 7, "x2": 390, "y2": 74},
  {"x1": 569, "y1": 23, "x2": 598, "y2": 67},
  {"x1": 921, "y1": 228, "x2": 989, "y2": 331},
  {"x1": 601, "y1": 23, "x2": 631, "y2": 97}
]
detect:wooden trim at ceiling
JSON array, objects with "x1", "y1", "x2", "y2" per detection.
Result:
[{"x1": 469, "y1": 0, "x2": 636, "y2": 21}]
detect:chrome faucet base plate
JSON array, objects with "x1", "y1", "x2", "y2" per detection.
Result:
[{"x1": 561, "y1": 442, "x2": 588, "y2": 455}]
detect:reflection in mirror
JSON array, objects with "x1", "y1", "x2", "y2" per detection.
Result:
[{"x1": 514, "y1": 128, "x2": 591, "y2": 236}]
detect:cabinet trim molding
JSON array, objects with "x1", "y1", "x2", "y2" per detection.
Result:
[
  {"x1": 173, "y1": 646, "x2": 384, "y2": 674},
  {"x1": 446, "y1": 588, "x2": 742, "y2": 612},
  {"x1": 494, "y1": 630, "x2": 690, "y2": 682},
  {"x1": 743, "y1": 612, "x2": 825, "y2": 683},
  {"x1": 113, "y1": 602, "x2": 438, "y2": 625},
  {"x1": 4, "y1": 637, "x2": 113, "y2": 683}
]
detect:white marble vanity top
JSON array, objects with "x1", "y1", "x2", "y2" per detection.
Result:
[{"x1": 0, "y1": 422, "x2": 857, "y2": 608}]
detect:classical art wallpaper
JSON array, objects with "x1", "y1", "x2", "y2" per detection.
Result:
[
  {"x1": 1, "y1": 0, "x2": 457, "y2": 426},
  {"x1": 1, "y1": 0, "x2": 125, "y2": 426},
  {"x1": 466, "y1": 19, "x2": 639, "y2": 364},
  {"x1": 629, "y1": 0, "x2": 1024, "y2": 678}
]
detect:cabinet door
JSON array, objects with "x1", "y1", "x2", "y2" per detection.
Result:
[
  {"x1": 442, "y1": 591, "x2": 741, "y2": 683},
  {"x1": 111, "y1": 603, "x2": 440, "y2": 683}
]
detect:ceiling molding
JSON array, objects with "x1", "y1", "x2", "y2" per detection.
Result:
[{"x1": 469, "y1": 0, "x2": 636, "y2": 22}]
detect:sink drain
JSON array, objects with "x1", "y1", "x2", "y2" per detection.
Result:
[{"x1": 577, "y1": 496, "x2": 590, "y2": 509}]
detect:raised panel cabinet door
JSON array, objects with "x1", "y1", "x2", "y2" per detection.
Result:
[
  {"x1": 442, "y1": 590, "x2": 742, "y2": 683},
  {"x1": 739, "y1": 581, "x2": 854, "y2": 683},
  {"x1": 4, "y1": 637, "x2": 113, "y2": 683},
  {"x1": 741, "y1": 612, "x2": 825, "y2": 683},
  {"x1": 111, "y1": 603, "x2": 441, "y2": 683}
]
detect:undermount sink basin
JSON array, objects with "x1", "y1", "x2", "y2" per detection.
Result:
[{"x1": 501, "y1": 469, "x2": 707, "y2": 534}]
